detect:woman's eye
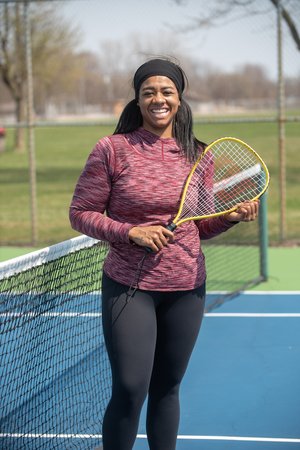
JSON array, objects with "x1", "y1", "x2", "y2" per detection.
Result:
[{"x1": 142, "y1": 90, "x2": 175, "y2": 97}]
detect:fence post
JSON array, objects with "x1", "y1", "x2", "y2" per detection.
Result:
[
  {"x1": 259, "y1": 193, "x2": 269, "y2": 281},
  {"x1": 24, "y1": 0, "x2": 38, "y2": 245},
  {"x1": 277, "y1": 0, "x2": 286, "y2": 242}
]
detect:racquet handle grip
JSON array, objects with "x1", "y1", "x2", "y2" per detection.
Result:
[
  {"x1": 145, "y1": 222, "x2": 177, "y2": 253},
  {"x1": 166, "y1": 222, "x2": 177, "y2": 232}
]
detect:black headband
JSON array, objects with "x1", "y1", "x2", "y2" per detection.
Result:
[{"x1": 133, "y1": 59, "x2": 185, "y2": 98}]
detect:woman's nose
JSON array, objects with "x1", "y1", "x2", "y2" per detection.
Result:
[{"x1": 152, "y1": 92, "x2": 164, "y2": 103}]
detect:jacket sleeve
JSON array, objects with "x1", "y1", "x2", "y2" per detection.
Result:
[
  {"x1": 69, "y1": 138, "x2": 133, "y2": 243},
  {"x1": 196, "y1": 215, "x2": 237, "y2": 240}
]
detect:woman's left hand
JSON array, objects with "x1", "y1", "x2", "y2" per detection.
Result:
[{"x1": 225, "y1": 200, "x2": 260, "y2": 223}]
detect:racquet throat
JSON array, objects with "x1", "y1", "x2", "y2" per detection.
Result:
[{"x1": 166, "y1": 222, "x2": 177, "y2": 232}]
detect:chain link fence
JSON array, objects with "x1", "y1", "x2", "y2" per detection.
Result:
[{"x1": 0, "y1": 0, "x2": 299, "y2": 246}]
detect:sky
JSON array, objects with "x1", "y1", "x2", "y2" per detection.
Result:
[{"x1": 62, "y1": 0, "x2": 300, "y2": 80}]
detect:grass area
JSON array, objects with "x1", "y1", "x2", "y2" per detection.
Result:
[{"x1": 0, "y1": 120, "x2": 299, "y2": 246}]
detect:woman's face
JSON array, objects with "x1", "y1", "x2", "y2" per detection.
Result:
[{"x1": 137, "y1": 76, "x2": 181, "y2": 138}]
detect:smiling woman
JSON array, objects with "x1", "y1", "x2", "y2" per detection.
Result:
[
  {"x1": 69, "y1": 57, "x2": 260, "y2": 450},
  {"x1": 133, "y1": 60, "x2": 184, "y2": 139},
  {"x1": 137, "y1": 76, "x2": 180, "y2": 137}
]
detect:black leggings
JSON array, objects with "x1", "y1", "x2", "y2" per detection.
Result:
[{"x1": 101, "y1": 272, "x2": 206, "y2": 450}]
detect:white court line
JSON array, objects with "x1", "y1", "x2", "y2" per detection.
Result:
[
  {"x1": 1, "y1": 291, "x2": 299, "y2": 318},
  {"x1": 236, "y1": 291, "x2": 300, "y2": 295},
  {"x1": 205, "y1": 313, "x2": 300, "y2": 317},
  {"x1": 0, "y1": 312, "x2": 102, "y2": 317},
  {"x1": 174, "y1": 435, "x2": 300, "y2": 443},
  {"x1": 209, "y1": 291, "x2": 300, "y2": 295},
  {"x1": 1, "y1": 433, "x2": 300, "y2": 444},
  {"x1": 2, "y1": 312, "x2": 300, "y2": 318}
]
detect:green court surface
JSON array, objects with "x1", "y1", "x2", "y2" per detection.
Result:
[
  {"x1": 0, "y1": 245, "x2": 299, "y2": 291},
  {"x1": 0, "y1": 246, "x2": 39, "y2": 262},
  {"x1": 252, "y1": 246, "x2": 300, "y2": 291}
]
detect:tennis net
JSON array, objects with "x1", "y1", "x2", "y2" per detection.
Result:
[
  {"x1": 0, "y1": 216, "x2": 266, "y2": 449},
  {"x1": 0, "y1": 236, "x2": 109, "y2": 450}
]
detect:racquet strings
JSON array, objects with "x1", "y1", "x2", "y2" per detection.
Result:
[{"x1": 176, "y1": 138, "x2": 268, "y2": 225}]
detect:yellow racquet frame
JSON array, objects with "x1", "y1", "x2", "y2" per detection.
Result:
[{"x1": 168, "y1": 137, "x2": 270, "y2": 230}]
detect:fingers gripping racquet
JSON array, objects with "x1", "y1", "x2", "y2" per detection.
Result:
[{"x1": 167, "y1": 136, "x2": 269, "y2": 231}]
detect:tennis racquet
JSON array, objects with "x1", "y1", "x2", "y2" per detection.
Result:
[{"x1": 166, "y1": 136, "x2": 269, "y2": 231}]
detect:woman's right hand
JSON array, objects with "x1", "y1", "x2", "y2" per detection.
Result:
[{"x1": 128, "y1": 225, "x2": 174, "y2": 252}]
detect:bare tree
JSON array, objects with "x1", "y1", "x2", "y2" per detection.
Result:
[
  {"x1": 270, "y1": 0, "x2": 300, "y2": 50},
  {"x1": 0, "y1": 3, "x2": 25, "y2": 150},
  {"x1": 172, "y1": 0, "x2": 300, "y2": 51},
  {"x1": 0, "y1": 3, "x2": 80, "y2": 151},
  {"x1": 94, "y1": 31, "x2": 283, "y2": 112}
]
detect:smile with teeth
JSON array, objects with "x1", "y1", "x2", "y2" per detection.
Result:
[{"x1": 150, "y1": 108, "x2": 169, "y2": 117}]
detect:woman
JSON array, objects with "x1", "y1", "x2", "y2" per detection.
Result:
[{"x1": 69, "y1": 58, "x2": 259, "y2": 450}]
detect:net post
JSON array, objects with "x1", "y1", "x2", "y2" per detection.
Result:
[{"x1": 259, "y1": 192, "x2": 269, "y2": 281}]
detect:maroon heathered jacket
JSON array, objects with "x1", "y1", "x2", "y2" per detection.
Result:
[{"x1": 69, "y1": 128, "x2": 235, "y2": 291}]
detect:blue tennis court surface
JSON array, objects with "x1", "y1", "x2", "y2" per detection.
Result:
[
  {"x1": 135, "y1": 292, "x2": 300, "y2": 450},
  {"x1": 1, "y1": 291, "x2": 299, "y2": 449}
]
